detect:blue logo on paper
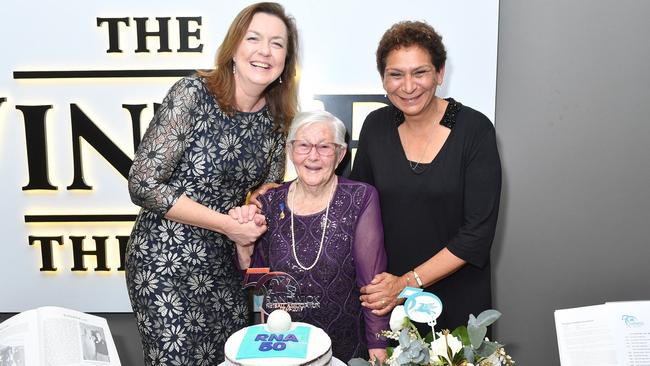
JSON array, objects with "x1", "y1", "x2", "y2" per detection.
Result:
[{"x1": 622, "y1": 315, "x2": 644, "y2": 327}]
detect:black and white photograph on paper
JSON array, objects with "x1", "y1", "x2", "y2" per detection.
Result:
[
  {"x1": 0, "y1": 345, "x2": 25, "y2": 366},
  {"x1": 80, "y1": 323, "x2": 110, "y2": 363}
]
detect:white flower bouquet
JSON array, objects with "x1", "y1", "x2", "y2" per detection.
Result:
[{"x1": 349, "y1": 306, "x2": 515, "y2": 366}]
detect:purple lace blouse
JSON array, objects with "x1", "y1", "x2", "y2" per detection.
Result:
[{"x1": 251, "y1": 177, "x2": 389, "y2": 360}]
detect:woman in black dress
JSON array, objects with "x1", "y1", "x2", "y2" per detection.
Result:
[
  {"x1": 125, "y1": 3, "x2": 299, "y2": 364},
  {"x1": 352, "y1": 20, "x2": 502, "y2": 333}
]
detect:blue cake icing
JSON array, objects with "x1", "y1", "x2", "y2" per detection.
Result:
[{"x1": 236, "y1": 325, "x2": 312, "y2": 359}]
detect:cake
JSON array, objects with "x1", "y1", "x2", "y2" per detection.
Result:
[{"x1": 223, "y1": 310, "x2": 332, "y2": 366}]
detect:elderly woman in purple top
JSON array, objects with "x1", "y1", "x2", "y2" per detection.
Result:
[{"x1": 232, "y1": 110, "x2": 389, "y2": 363}]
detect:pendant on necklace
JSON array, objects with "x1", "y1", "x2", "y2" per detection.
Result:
[
  {"x1": 279, "y1": 202, "x2": 285, "y2": 220},
  {"x1": 409, "y1": 160, "x2": 426, "y2": 173}
]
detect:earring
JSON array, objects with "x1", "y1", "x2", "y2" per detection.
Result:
[
  {"x1": 232, "y1": 62, "x2": 236, "y2": 74},
  {"x1": 278, "y1": 76, "x2": 282, "y2": 84}
]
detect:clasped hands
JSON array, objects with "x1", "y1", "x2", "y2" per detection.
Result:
[
  {"x1": 225, "y1": 182, "x2": 280, "y2": 247},
  {"x1": 359, "y1": 272, "x2": 406, "y2": 316},
  {"x1": 226, "y1": 204, "x2": 267, "y2": 247}
]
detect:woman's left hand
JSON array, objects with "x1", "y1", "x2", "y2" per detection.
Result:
[
  {"x1": 249, "y1": 182, "x2": 281, "y2": 209},
  {"x1": 359, "y1": 272, "x2": 405, "y2": 316}
]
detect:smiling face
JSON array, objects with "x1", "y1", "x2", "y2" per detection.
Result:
[
  {"x1": 382, "y1": 46, "x2": 445, "y2": 118},
  {"x1": 290, "y1": 122, "x2": 343, "y2": 189},
  {"x1": 233, "y1": 12, "x2": 288, "y2": 91}
]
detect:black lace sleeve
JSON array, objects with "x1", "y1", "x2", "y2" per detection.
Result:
[{"x1": 128, "y1": 77, "x2": 200, "y2": 216}]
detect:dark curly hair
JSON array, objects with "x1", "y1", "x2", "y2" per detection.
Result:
[{"x1": 376, "y1": 21, "x2": 446, "y2": 77}]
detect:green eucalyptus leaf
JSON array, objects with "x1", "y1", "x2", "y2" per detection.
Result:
[
  {"x1": 412, "y1": 351, "x2": 426, "y2": 364},
  {"x1": 347, "y1": 358, "x2": 371, "y2": 366},
  {"x1": 463, "y1": 345, "x2": 476, "y2": 363},
  {"x1": 468, "y1": 313, "x2": 478, "y2": 327},
  {"x1": 399, "y1": 329, "x2": 412, "y2": 347},
  {"x1": 476, "y1": 309, "x2": 501, "y2": 327},
  {"x1": 397, "y1": 350, "x2": 411, "y2": 364},
  {"x1": 468, "y1": 322, "x2": 487, "y2": 349},
  {"x1": 476, "y1": 340, "x2": 499, "y2": 358},
  {"x1": 452, "y1": 325, "x2": 470, "y2": 346}
]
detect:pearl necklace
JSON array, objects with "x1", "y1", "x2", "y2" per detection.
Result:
[{"x1": 289, "y1": 178, "x2": 337, "y2": 271}]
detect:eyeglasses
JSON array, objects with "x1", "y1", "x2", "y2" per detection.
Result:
[{"x1": 289, "y1": 140, "x2": 340, "y2": 156}]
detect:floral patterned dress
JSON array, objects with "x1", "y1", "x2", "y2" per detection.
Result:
[{"x1": 125, "y1": 75, "x2": 285, "y2": 365}]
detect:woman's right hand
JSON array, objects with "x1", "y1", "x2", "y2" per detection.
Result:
[
  {"x1": 369, "y1": 348, "x2": 388, "y2": 364},
  {"x1": 224, "y1": 217, "x2": 267, "y2": 246},
  {"x1": 360, "y1": 272, "x2": 406, "y2": 315}
]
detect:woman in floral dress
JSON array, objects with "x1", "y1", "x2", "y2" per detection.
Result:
[{"x1": 125, "y1": 3, "x2": 299, "y2": 364}]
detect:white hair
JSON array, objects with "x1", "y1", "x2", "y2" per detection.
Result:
[{"x1": 286, "y1": 110, "x2": 348, "y2": 148}]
